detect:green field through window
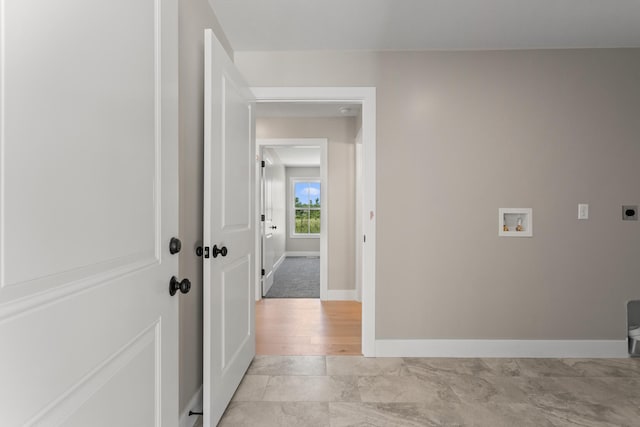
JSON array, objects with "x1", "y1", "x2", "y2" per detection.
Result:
[{"x1": 294, "y1": 181, "x2": 320, "y2": 235}]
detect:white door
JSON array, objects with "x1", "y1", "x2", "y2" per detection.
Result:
[
  {"x1": 0, "y1": 1, "x2": 179, "y2": 426},
  {"x1": 203, "y1": 29, "x2": 255, "y2": 426},
  {"x1": 261, "y1": 150, "x2": 276, "y2": 296}
]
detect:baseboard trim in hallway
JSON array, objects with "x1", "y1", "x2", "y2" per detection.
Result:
[{"x1": 327, "y1": 289, "x2": 358, "y2": 301}]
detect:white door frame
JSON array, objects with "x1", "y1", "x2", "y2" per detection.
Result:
[
  {"x1": 354, "y1": 129, "x2": 363, "y2": 303},
  {"x1": 251, "y1": 87, "x2": 376, "y2": 357},
  {"x1": 256, "y1": 138, "x2": 328, "y2": 301}
]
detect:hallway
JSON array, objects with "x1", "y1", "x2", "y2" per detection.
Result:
[
  {"x1": 264, "y1": 257, "x2": 320, "y2": 298},
  {"x1": 256, "y1": 299, "x2": 361, "y2": 355}
]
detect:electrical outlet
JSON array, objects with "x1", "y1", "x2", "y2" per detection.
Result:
[
  {"x1": 578, "y1": 203, "x2": 589, "y2": 220},
  {"x1": 622, "y1": 205, "x2": 638, "y2": 221}
]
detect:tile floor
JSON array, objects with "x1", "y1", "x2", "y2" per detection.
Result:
[{"x1": 205, "y1": 355, "x2": 640, "y2": 426}]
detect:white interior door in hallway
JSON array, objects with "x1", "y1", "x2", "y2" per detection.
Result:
[
  {"x1": 260, "y1": 149, "x2": 279, "y2": 296},
  {"x1": 255, "y1": 138, "x2": 328, "y2": 301},
  {"x1": 0, "y1": 0, "x2": 180, "y2": 425},
  {"x1": 202, "y1": 29, "x2": 256, "y2": 426}
]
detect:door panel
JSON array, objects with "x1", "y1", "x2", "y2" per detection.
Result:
[
  {"x1": 203, "y1": 29, "x2": 255, "y2": 426},
  {"x1": 222, "y1": 256, "x2": 251, "y2": 364},
  {"x1": 34, "y1": 321, "x2": 159, "y2": 426},
  {"x1": 1, "y1": 0, "x2": 157, "y2": 295},
  {"x1": 262, "y1": 233, "x2": 275, "y2": 294},
  {"x1": 222, "y1": 77, "x2": 251, "y2": 228},
  {"x1": 0, "y1": 0, "x2": 179, "y2": 425},
  {"x1": 261, "y1": 150, "x2": 276, "y2": 295},
  {"x1": 63, "y1": 340, "x2": 156, "y2": 427}
]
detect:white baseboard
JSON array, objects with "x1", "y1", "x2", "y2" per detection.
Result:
[
  {"x1": 327, "y1": 289, "x2": 357, "y2": 301},
  {"x1": 374, "y1": 339, "x2": 629, "y2": 358},
  {"x1": 285, "y1": 251, "x2": 320, "y2": 257},
  {"x1": 273, "y1": 253, "x2": 286, "y2": 271},
  {"x1": 262, "y1": 274, "x2": 273, "y2": 297},
  {"x1": 179, "y1": 385, "x2": 203, "y2": 427}
]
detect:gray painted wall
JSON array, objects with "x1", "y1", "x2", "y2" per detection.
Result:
[
  {"x1": 285, "y1": 167, "x2": 321, "y2": 253},
  {"x1": 240, "y1": 49, "x2": 640, "y2": 340},
  {"x1": 257, "y1": 117, "x2": 358, "y2": 291},
  {"x1": 178, "y1": 0, "x2": 232, "y2": 413}
]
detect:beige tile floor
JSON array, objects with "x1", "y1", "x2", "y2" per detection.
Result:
[{"x1": 200, "y1": 355, "x2": 640, "y2": 426}]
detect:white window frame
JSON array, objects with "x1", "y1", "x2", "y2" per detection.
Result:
[{"x1": 290, "y1": 178, "x2": 321, "y2": 238}]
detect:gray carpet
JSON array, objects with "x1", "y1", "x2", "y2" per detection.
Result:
[{"x1": 264, "y1": 257, "x2": 320, "y2": 298}]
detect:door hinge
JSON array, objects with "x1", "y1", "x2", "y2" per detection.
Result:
[
  {"x1": 261, "y1": 214, "x2": 265, "y2": 221},
  {"x1": 261, "y1": 160, "x2": 265, "y2": 167},
  {"x1": 261, "y1": 268, "x2": 265, "y2": 276},
  {"x1": 363, "y1": 234, "x2": 366, "y2": 243}
]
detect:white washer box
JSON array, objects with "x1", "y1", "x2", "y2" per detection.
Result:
[{"x1": 499, "y1": 208, "x2": 533, "y2": 237}]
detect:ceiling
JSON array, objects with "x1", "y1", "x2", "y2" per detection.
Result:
[
  {"x1": 255, "y1": 102, "x2": 361, "y2": 118},
  {"x1": 267, "y1": 146, "x2": 320, "y2": 167},
  {"x1": 209, "y1": 0, "x2": 640, "y2": 51}
]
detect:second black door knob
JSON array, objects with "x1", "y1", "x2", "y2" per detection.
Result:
[
  {"x1": 212, "y1": 245, "x2": 228, "y2": 258},
  {"x1": 169, "y1": 276, "x2": 191, "y2": 296}
]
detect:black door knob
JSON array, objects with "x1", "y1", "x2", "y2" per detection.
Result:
[
  {"x1": 169, "y1": 276, "x2": 191, "y2": 296},
  {"x1": 212, "y1": 245, "x2": 228, "y2": 258},
  {"x1": 169, "y1": 237, "x2": 182, "y2": 254},
  {"x1": 270, "y1": 225, "x2": 277, "y2": 230}
]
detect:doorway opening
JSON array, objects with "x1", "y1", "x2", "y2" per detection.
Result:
[
  {"x1": 257, "y1": 139, "x2": 328, "y2": 300},
  {"x1": 252, "y1": 95, "x2": 373, "y2": 356},
  {"x1": 252, "y1": 87, "x2": 376, "y2": 357}
]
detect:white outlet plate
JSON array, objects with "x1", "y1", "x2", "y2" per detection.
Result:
[{"x1": 578, "y1": 203, "x2": 589, "y2": 220}]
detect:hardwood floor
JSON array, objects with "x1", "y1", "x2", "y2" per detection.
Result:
[{"x1": 256, "y1": 298, "x2": 362, "y2": 355}]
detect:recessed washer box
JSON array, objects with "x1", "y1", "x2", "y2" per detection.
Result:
[{"x1": 499, "y1": 208, "x2": 533, "y2": 237}]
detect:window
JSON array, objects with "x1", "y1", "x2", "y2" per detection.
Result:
[{"x1": 291, "y1": 179, "x2": 321, "y2": 236}]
